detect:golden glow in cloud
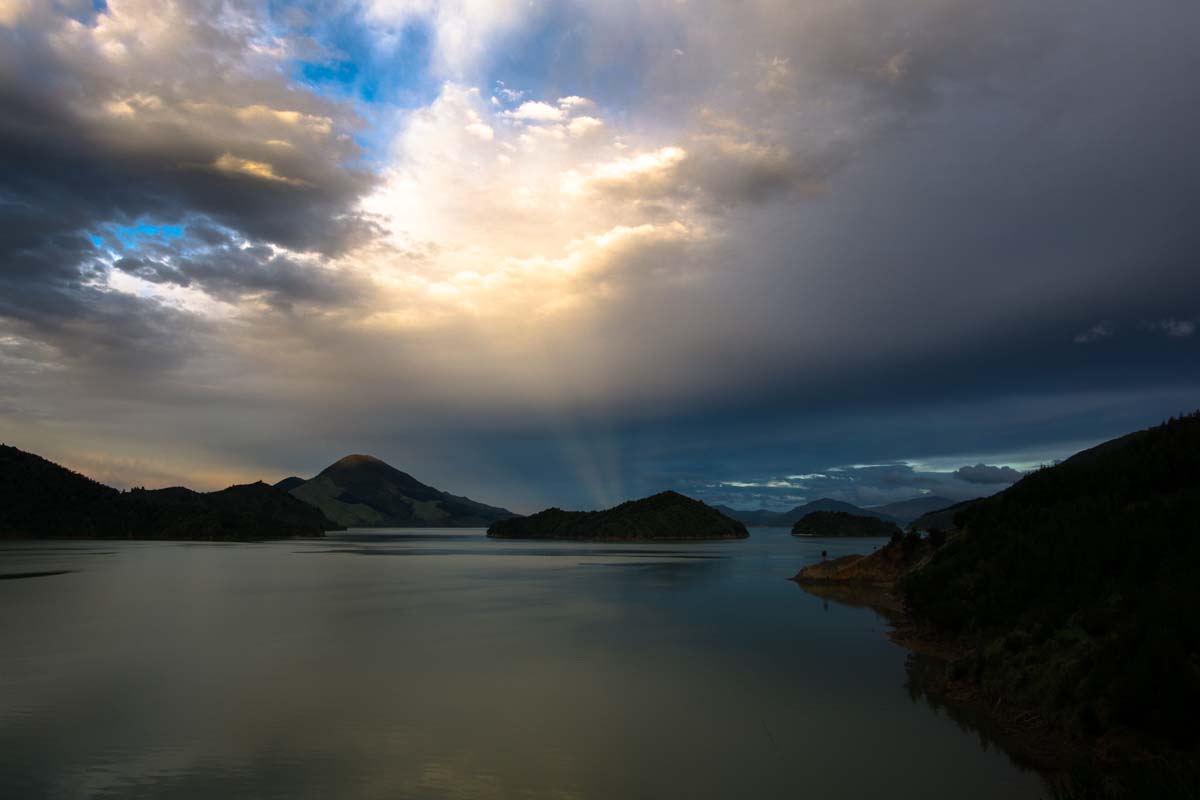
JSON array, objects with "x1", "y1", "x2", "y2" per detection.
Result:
[
  {"x1": 347, "y1": 82, "x2": 781, "y2": 331},
  {"x1": 212, "y1": 153, "x2": 308, "y2": 185}
]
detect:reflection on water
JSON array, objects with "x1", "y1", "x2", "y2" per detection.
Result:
[{"x1": 0, "y1": 529, "x2": 1047, "y2": 799}]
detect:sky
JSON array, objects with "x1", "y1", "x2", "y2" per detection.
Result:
[{"x1": 1, "y1": 0, "x2": 1198, "y2": 513}]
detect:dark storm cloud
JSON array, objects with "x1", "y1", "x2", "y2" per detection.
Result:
[
  {"x1": 0, "y1": 5, "x2": 375, "y2": 253},
  {"x1": 0, "y1": 210, "x2": 202, "y2": 375},
  {"x1": 1, "y1": 0, "x2": 1199, "y2": 503},
  {"x1": 223, "y1": 0, "x2": 1200, "y2": 511},
  {"x1": 954, "y1": 464, "x2": 1024, "y2": 485},
  {"x1": 0, "y1": 1, "x2": 376, "y2": 373},
  {"x1": 110, "y1": 229, "x2": 366, "y2": 312}
]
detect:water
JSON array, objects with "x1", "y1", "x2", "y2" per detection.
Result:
[{"x1": 0, "y1": 529, "x2": 1045, "y2": 799}]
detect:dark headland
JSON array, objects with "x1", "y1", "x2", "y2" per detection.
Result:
[
  {"x1": 793, "y1": 412, "x2": 1200, "y2": 788},
  {"x1": 0, "y1": 444, "x2": 338, "y2": 540},
  {"x1": 487, "y1": 490, "x2": 749, "y2": 540}
]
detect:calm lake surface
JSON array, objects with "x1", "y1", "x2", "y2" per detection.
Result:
[{"x1": 0, "y1": 529, "x2": 1045, "y2": 799}]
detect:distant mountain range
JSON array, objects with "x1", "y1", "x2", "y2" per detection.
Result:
[
  {"x1": 0, "y1": 445, "x2": 336, "y2": 539},
  {"x1": 714, "y1": 495, "x2": 958, "y2": 527},
  {"x1": 0, "y1": 440, "x2": 975, "y2": 539},
  {"x1": 277, "y1": 454, "x2": 517, "y2": 528},
  {"x1": 868, "y1": 495, "x2": 960, "y2": 523},
  {"x1": 487, "y1": 491, "x2": 748, "y2": 540}
]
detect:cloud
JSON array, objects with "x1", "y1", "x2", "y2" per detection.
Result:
[
  {"x1": 504, "y1": 100, "x2": 566, "y2": 122},
  {"x1": 953, "y1": 464, "x2": 1023, "y2": 485},
  {"x1": 558, "y1": 96, "x2": 595, "y2": 112},
  {"x1": 108, "y1": 227, "x2": 366, "y2": 313},
  {"x1": 1148, "y1": 318, "x2": 1196, "y2": 338},
  {"x1": 464, "y1": 122, "x2": 494, "y2": 140},
  {"x1": 2, "y1": 0, "x2": 1200, "y2": 508},
  {"x1": 566, "y1": 116, "x2": 604, "y2": 137},
  {"x1": 212, "y1": 153, "x2": 309, "y2": 186},
  {"x1": 362, "y1": 0, "x2": 526, "y2": 78},
  {"x1": 1074, "y1": 324, "x2": 1113, "y2": 344},
  {"x1": 680, "y1": 461, "x2": 991, "y2": 511},
  {"x1": 564, "y1": 146, "x2": 689, "y2": 198}
]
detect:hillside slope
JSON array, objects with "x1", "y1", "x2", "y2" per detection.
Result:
[
  {"x1": 791, "y1": 510, "x2": 903, "y2": 537},
  {"x1": 902, "y1": 412, "x2": 1200, "y2": 751},
  {"x1": 488, "y1": 491, "x2": 748, "y2": 540},
  {"x1": 869, "y1": 495, "x2": 958, "y2": 524},
  {"x1": 286, "y1": 454, "x2": 517, "y2": 528},
  {"x1": 0, "y1": 445, "x2": 336, "y2": 539}
]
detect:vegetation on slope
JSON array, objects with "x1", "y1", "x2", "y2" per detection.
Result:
[
  {"x1": 487, "y1": 491, "x2": 749, "y2": 540},
  {"x1": 791, "y1": 510, "x2": 903, "y2": 537},
  {"x1": 908, "y1": 497, "x2": 981, "y2": 532},
  {"x1": 870, "y1": 495, "x2": 959, "y2": 524},
  {"x1": 0, "y1": 444, "x2": 336, "y2": 539},
  {"x1": 793, "y1": 530, "x2": 932, "y2": 584},
  {"x1": 286, "y1": 454, "x2": 517, "y2": 527},
  {"x1": 900, "y1": 412, "x2": 1200, "y2": 755}
]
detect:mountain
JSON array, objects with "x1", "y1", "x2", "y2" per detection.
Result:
[
  {"x1": 487, "y1": 491, "x2": 749, "y2": 540},
  {"x1": 0, "y1": 444, "x2": 336, "y2": 539},
  {"x1": 791, "y1": 510, "x2": 903, "y2": 537},
  {"x1": 273, "y1": 476, "x2": 306, "y2": 492},
  {"x1": 866, "y1": 495, "x2": 958, "y2": 524},
  {"x1": 898, "y1": 413, "x2": 1200, "y2": 758},
  {"x1": 908, "y1": 497, "x2": 981, "y2": 532},
  {"x1": 715, "y1": 497, "x2": 898, "y2": 527},
  {"x1": 283, "y1": 454, "x2": 517, "y2": 528}
]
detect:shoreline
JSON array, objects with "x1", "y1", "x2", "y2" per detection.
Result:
[
  {"x1": 886, "y1": 617, "x2": 1085, "y2": 775},
  {"x1": 794, "y1": 579, "x2": 1088, "y2": 780},
  {"x1": 794, "y1": 576, "x2": 1196, "y2": 793}
]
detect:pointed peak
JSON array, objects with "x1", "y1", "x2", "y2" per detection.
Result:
[
  {"x1": 316, "y1": 453, "x2": 422, "y2": 486},
  {"x1": 332, "y1": 454, "x2": 386, "y2": 467}
]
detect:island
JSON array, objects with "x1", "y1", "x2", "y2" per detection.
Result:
[
  {"x1": 0, "y1": 444, "x2": 339, "y2": 540},
  {"x1": 486, "y1": 490, "x2": 749, "y2": 540},
  {"x1": 791, "y1": 510, "x2": 903, "y2": 537},
  {"x1": 713, "y1": 498, "x2": 900, "y2": 527}
]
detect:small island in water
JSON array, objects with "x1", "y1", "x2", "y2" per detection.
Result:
[
  {"x1": 487, "y1": 490, "x2": 749, "y2": 540},
  {"x1": 791, "y1": 510, "x2": 902, "y2": 538}
]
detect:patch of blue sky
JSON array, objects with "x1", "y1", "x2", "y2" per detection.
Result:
[
  {"x1": 280, "y1": 3, "x2": 438, "y2": 109},
  {"x1": 112, "y1": 223, "x2": 185, "y2": 251},
  {"x1": 275, "y1": 3, "x2": 440, "y2": 160},
  {"x1": 61, "y1": 0, "x2": 107, "y2": 24},
  {"x1": 483, "y1": 3, "x2": 673, "y2": 116}
]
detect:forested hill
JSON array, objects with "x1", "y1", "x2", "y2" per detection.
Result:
[
  {"x1": 488, "y1": 491, "x2": 748, "y2": 540},
  {"x1": 901, "y1": 412, "x2": 1200, "y2": 749},
  {"x1": 0, "y1": 445, "x2": 336, "y2": 539},
  {"x1": 791, "y1": 510, "x2": 902, "y2": 537},
  {"x1": 282, "y1": 454, "x2": 517, "y2": 527}
]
